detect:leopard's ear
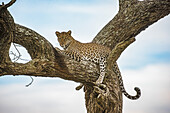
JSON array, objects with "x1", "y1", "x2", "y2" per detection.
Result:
[
  {"x1": 67, "y1": 30, "x2": 72, "y2": 35},
  {"x1": 55, "y1": 31, "x2": 60, "y2": 36}
]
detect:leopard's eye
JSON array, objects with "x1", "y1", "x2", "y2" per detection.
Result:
[{"x1": 57, "y1": 34, "x2": 60, "y2": 38}]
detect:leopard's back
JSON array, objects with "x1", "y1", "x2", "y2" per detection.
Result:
[{"x1": 69, "y1": 42, "x2": 111, "y2": 63}]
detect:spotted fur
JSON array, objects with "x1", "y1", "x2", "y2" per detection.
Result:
[
  {"x1": 55, "y1": 30, "x2": 141, "y2": 100},
  {"x1": 113, "y1": 63, "x2": 141, "y2": 100}
]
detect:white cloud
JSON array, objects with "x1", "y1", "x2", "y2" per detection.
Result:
[
  {"x1": 122, "y1": 63, "x2": 170, "y2": 113},
  {"x1": 0, "y1": 81, "x2": 86, "y2": 113}
]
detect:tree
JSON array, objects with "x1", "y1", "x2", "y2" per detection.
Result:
[{"x1": 0, "y1": 0, "x2": 170, "y2": 113}]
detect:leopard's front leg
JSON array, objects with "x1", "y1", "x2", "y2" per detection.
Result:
[{"x1": 95, "y1": 57, "x2": 107, "y2": 84}]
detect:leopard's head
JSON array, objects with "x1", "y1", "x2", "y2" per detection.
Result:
[{"x1": 55, "y1": 30, "x2": 73, "y2": 50}]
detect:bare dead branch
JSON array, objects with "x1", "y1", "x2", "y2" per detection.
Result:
[
  {"x1": 25, "y1": 76, "x2": 34, "y2": 87},
  {"x1": 11, "y1": 43, "x2": 22, "y2": 61},
  {"x1": 1, "y1": 0, "x2": 16, "y2": 9},
  {"x1": 9, "y1": 43, "x2": 30, "y2": 62}
]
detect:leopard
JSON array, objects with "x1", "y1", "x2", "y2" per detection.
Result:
[{"x1": 55, "y1": 30, "x2": 141, "y2": 100}]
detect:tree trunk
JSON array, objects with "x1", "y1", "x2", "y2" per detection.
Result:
[{"x1": 0, "y1": 0, "x2": 170, "y2": 113}]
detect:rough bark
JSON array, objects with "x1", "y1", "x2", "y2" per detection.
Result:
[{"x1": 0, "y1": 0, "x2": 170, "y2": 113}]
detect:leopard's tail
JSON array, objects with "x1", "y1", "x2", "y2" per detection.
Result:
[
  {"x1": 113, "y1": 63, "x2": 141, "y2": 100},
  {"x1": 119, "y1": 78, "x2": 141, "y2": 100}
]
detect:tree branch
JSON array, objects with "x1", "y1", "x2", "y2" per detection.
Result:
[
  {"x1": 93, "y1": 0, "x2": 170, "y2": 50},
  {"x1": 2, "y1": 0, "x2": 16, "y2": 9},
  {"x1": 119, "y1": 0, "x2": 138, "y2": 11},
  {"x1": 0, "y1": 24, "x2": 99, "y2": 85},
  {"x1": 107, "y1": 37, "x2": 135, "y2": 69},
  {"x1": 0, "y1": 3, "x2": 15, "y2": 63},
  {"x1": 0, "y1": 0, "x2": 170, "y2": 113}
]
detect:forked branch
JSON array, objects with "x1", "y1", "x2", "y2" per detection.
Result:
[
  {"x1": 107, "y1": 37, "x2": 135, "y2": 69},
  {"x1": 0, "y1": 0, "x2": 16, "y2": 9}
]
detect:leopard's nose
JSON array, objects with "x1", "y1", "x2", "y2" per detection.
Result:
[{"x1": 60, "y1": 44, "x2": 64, "y2": 48}]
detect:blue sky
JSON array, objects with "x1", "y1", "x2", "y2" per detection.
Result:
[{"x1": 0, "y1": 0, "x2": 170, "y2": 113}]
